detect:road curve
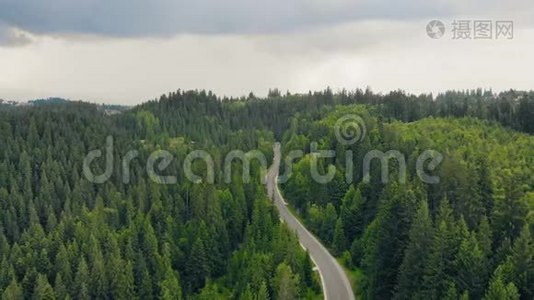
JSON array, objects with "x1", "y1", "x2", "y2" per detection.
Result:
[{"x1": 266, "y1": 142, "x2": 355, "y2": 300}]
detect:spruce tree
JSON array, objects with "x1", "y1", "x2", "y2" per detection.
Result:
[
  {"x1": 395, "y1": 200, "x2": 433, "y2": 299},
  {"x1": 332, "y1": 218, "x2": 347, "y2": 255},
  {"x1": 33, "y1": 274, "x2": 56, "y2": 300},
  {"x1": 273, "y1": 263, "x2": 299, "y2": 300},
  {"x1": 484, "y1": 265, "x2": 520, "y2": 300}
]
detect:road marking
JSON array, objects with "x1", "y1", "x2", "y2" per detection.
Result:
[
  {"x1": 267, "y1": 144, "x2": 355, "y2": 300},
  {"x1": 275, "y1": 175, "x2": 329, "y2": 300}
]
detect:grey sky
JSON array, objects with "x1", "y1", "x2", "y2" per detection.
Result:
[
  {"x1": 0, "y1": 0, "x2": 532, "y2": 104},
  {"x1": 0, "y1": 0, "x2": 455, "y2": 37}
]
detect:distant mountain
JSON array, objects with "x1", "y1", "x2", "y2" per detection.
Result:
[
  {"x1": 0, "y1": 97, "x2": 130, "y2": 114},
  {"x1": 0, "y1": 98, "x2": 20, "y2": 106},
  {"x1": 28, "y1": 97, "x2": 69, "y2": 105}
]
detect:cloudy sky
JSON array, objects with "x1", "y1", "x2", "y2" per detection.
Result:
[{"x1": 0, "y1": 0, "x2": 533, "y2": 104}]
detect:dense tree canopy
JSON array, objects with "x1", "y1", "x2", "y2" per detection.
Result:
[
  {"x1": 1, "y1": 88, "x2": 533, "y2": 299},
  {"x1": 280, "y1": 103, "x2": 533, "y2": 299}
]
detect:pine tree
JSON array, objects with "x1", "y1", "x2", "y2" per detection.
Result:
[
  {"x1": 423, "y1": 201, "x2": 456, "y2": 299},
  {"x1": 33, "y1": 274, "x2": 56, "y2": 300},
  {"x1": 301, "y1": 252, "x2": 315, "y2": 291},
  {"x1": 239, "y1": 285, "x2": 254, "y2": 300},
  {"x1": 273, "y1": 263, "x2": 299, "y2": 300},
  {"x1": 53, "y1": 274, "x2": 68, "y2": 300},
  {"x1": 476, "y1": 216, "x2": 493, "y2": 258},
  {"x1": 54, "y1": 245, "x2": 72, "y2": 289},
  {"x1": 322, "y1": 203, "x2": 337, "y2": 244},
  {"x1": 256, "y1": 281, "x2": 270, "y2": 300},
  {"x1": 395, "y1": 200, "x2": 433, "y2": 299},
  {"x1": 0, "y1": 258, "x2": 14, "y2": 291},
  {"x1": 161, "y1": 267, "x2": 182, "y2": 300},
  {"x1": 109, "y1": 259, "x2": 135, "y2": 299},
  {"x1": 2, "y1": 279, "x2": 23, "y2": 300},
  {"x1": 74, "y1": 258, "x2": 89, "y2": 300},
  {"x1": 185, "y1": 237, "x2": 208, "y2": 292},
  {"x1": 491, "y1": 171, "x2": 528, "y2": 243},
  {"x1": 89, "y1": 238, "x2": 107, "y2": 299},
  {"x1": 508, "y1": 225, "x2": 533, "y2": 298},
  {"x1": 340, "y1": 186, "x2": 365, "y2": 244},
  {"x1": 332, "y1": 218, "x2": 347, "y2": 255},
  {"x1": 22, "y1": 267, "x2": 38, "y2": 299},
  {"x1": 139, "y1": 269, "x2": 154, "y2": 300},
  {"x1": 441, "y1": 281, "x2": 458, "y2": 300},
  {"x1": 455, "y1": 233, "x2": 488, "y2": 298},
  {"x1": 362, "y1": 182, "x2": 416, "y2": 299},
  {"x1": 484, "y1": 265, "x2": 520, "y2": 300}
]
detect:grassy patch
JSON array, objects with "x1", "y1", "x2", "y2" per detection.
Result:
[{"x1": 336, "y1": 258, "x2": 363, "y2": 299}]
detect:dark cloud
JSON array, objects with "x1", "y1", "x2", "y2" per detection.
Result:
[
  {"x1": 0, "y1": 25, "x2": 31, "y2": 46},
  {"x1": 0, "y1": 0, "x2": 453, "y2": 39}
]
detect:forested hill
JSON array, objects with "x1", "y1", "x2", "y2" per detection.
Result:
[
  {"x1": 123, "y1": 88, "x2": 534, "y2": 141},
  {"x1": 0, "y1": 97, "x2": 318, "y2": 299},
  {"x1": 280, "y1": 104, "x2": 533, "y2": 299},
  {"x1": 0, "y1": 88, "x2": 532, "y2": 299}
]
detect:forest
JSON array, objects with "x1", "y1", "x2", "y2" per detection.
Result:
[{"x1": 0, "y1": 88, "x2": 533, "y2": 299}]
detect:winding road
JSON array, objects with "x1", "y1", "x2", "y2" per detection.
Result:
[{"x1": 266, "y1": 142, "x2": 355, "y2": 300}]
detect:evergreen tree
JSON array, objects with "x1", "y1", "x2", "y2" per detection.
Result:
[
  {"x1": 0, "y1": 88, "x2": 533, "y2": 300},
  {"x1": 455, "y1": 233, "x2": 488, "y2": 298},
  {"x1": 477, "y1": 216, "x2": 493, "y2": 258},
  {"x1": 185, "y1": 237, "x2": 208, "y2": 292},
  {"x1": 322, "y1": 203, "x2": 337, "y2": 244},
  {"x1": 395, "y1": 200, "x2": 433, "y2": 299},
  {"x1": 160, "y1": 267, "x2": 182, "y2": 300},
  {"x1": 256, "y1": 281, "x2": 270, "y2": 300},
  {"x1": 273, "y1": 263, "x2": 299, "y2": 300},
  {"x1": 74, "y1": 258, "x2": 90, "y2": 300},
  {"x1": 441, "y1": 281, "x2": 459, "y2": 300},
  {"x1": 33, "y1": 274, "x2": 56, "y2": 300},
  {"x1": 332, "y1": 218, "x2": 347, "y2": 255},
  {"x1": 508, "y1": 226, "x2": 533, "y2": 298},
  {"x1": 53, "y1": 274, "x2": 67, "y2": 300},
  {"x1": 2, "y1": 279, "x2": 23, "y2": 300},
  {"x1": 484, "y1": 265, "x2": 520, "y2": 300},
  {"x1": 423, "y1": 200, "x2": 456, "y2": 299}
]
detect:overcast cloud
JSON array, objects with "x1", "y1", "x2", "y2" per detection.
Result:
[
  {"x1": 0, "y1": 0, "x2": 457, "y2": 38},
  {"x1": 0, "y1": 0, "x2": 532, "y2": 104}
]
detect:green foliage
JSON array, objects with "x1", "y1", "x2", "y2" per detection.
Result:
[
  {"x1": 0, "y1": 97, "x2": 316, "y2": 299},
  {"x1": 484, "y1": 265, "x2": 520, "y2": 300},
  {"x1": 0, "y1": 88, "x2": 533, "y2": 299},
  {"x1": 332, "y1": 218, "x2": 347, "y2": 256},
  {"x1": 273, "y1": 263, "x2": 300, "y2": 300},
  {"x1": 1, "y1": 279, "x2": 23, "y2": 300},
  {"x1": 395, "y1": 200, "x2": 433, "y2": 299},
  {"x1": 279, "y1": 101, "x2": 534, "y2": 299},
  {"x1": 33, "y1": 274, "x2": 56, "y2": 300}
]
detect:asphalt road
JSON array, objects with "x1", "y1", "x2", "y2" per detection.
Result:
[{"x1": 266, "y1": 142, "x2": 355, "y2": 300}]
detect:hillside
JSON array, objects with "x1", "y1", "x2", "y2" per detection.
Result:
[
  {"x1": 0, "y1": 90, "x2": 532, "y2": 299},
  {"x1": 281, "y1": 104, "x2": 534, "y2": 299}
]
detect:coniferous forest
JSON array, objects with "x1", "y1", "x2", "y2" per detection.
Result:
[{"x1": 0, "y1": 88, "x2": 533, "y2": 299}]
